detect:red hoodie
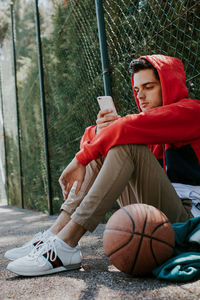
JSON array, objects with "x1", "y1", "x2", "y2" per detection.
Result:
[{"x1": 76, "y1": 55, "x2": 200, "y2": 185}]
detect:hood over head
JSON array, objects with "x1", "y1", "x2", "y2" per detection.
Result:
[{"x1": 131, "y1": 54, "x2": 189, "y2": 111}]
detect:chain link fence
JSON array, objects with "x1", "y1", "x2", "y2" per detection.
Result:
[{"x1": 0, "y1": 0, "x2": 199, "y2": 213}]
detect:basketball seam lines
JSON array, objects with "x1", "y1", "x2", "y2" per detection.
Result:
[
  {"x1": 122, "y1": 207, "x2": 135, "y2": 233},
  {"x1": 107, "y1": 207, "x2": 136, "y2": 258},
  {"x1": 151, "y1": 221, "x2": 170, "y2": 235},
  {"x1": 107, "y1": 234, "x2": 134, "y2": 258},
  {"x1": 150, "y1": 220, "x2": 175, "y2": 265},
  {"x1": 105, "y1": 228, "x2": 174, "y2": 249},
  {"x1": 106, "y1": 207, "x2": 174, "y2": 273},
  {"x1": 130, "y1": 206, "x2": 149, "y2": 274}
]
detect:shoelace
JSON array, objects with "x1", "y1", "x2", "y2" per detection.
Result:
[
  {"x1": 29, "y1": 237, "x2": 58, "y2": 266},
  {"x1": 23, "y1": 231, "x2": 47, "y2": 247},
  {"x1": 32, "y1": 231, "x2": 49, "y2": 243}
]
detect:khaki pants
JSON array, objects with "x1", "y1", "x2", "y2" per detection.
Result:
[{"x1": 61, "y1": 144, "x2": 192, "y2": 232}]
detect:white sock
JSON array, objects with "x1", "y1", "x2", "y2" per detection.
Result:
[
  {"x1": 46, "y1": 230, "x2": 55, "y2": 237},
  {"x1": 56, "y1": 236, "x2": 74, "y2": 250}
]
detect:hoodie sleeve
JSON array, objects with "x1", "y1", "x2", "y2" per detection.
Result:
[
  {"x1": 80, "y1": 125, "x2": 97, "y2": 150},
  {"x1": 76, "y1": 99, "x2": 200, "y2": 165}
]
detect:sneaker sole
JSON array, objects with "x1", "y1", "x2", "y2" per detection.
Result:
[{"x1": 7, "y1": 263, "x2": 82, "y2": 277}]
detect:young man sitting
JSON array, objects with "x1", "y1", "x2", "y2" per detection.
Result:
[{"x1": 5, "y1": 54, "x2": 200, "y2": 276}]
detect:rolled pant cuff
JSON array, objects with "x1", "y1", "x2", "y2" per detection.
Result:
[
  {"x1": 71, "y1": 212, "x2": 98, "y2": 232},
  {"x1": 60, "y1": 203, "x2": 75, "y2": 216},
  {"x1": 61, "y1": 203, "x2": 99, "y2": 232}
]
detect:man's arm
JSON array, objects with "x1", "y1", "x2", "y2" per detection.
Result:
[
  {"x1": 76, "y1": 99, "x2": 200, "y2": 166},
  {"x1": 60, "y1": 110, "x2": 120, "y2": 198},
  {"x1": 80, "y1": 109, "x2": 120, "y2": 148}
]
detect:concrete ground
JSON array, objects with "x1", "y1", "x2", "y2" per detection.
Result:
[{"x1": 0, "y1": 204, "x2": 200, "y2": 300}]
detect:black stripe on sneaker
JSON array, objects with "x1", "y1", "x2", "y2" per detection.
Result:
[
  {"x1": 33, "y1": 241, "x2": 44, "y2": 247},
  {"x1": 43, "y1": 251, "x2": 63, "y2": 268}
]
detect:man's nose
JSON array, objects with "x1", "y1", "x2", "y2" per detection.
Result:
[{"x1": 138, "y1": 89, "x2": 145, "y2": 99}]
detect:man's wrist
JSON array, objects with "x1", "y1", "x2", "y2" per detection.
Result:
[{"x1": 73, "y1": 157, "x2": 81, "y2": 166}]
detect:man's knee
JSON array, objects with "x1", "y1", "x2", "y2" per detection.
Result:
[{"x1": 107, "y1": 144, "x2": 149, "y2": 158}]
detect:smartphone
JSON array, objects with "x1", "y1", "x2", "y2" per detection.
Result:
[{"x1": 97, "y1": 96, "x2": 117, "y2": 115}]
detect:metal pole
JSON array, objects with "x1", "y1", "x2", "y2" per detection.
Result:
[
  {"x1": 95, "y1": 0, "x2": 112, "y2": 96},
  {"x1": 34, "y1": 0, "x2": 53, "y2": 215},
  {"x1": 10, "y1": 4, "x2": 24, "y2": 208}
]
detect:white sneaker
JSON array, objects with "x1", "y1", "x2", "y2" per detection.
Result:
[
  {"x1": 7, "y1": 236, "x2": 82, "y2": 276},
  {"x1": 4, "y1": 231, "x2": 52, "y2": 260}
]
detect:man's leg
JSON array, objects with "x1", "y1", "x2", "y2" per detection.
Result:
[
  {"x1": 6, "y1": 159, "x2": 104, "y2": 275},
  {"x1": 117, "y1": 146, "x2": 192, "y2": 218},
  {"x1": 4, "y1": 159, "x2": 103, "y2": 260},
  {"x1": 70, "y1": 144, "x2": 190, "y2": 233},
  {"x1": 50, "y1": 158, "x2": 103, "y2": 234},
  {"x1": 7, "y1": 144, "x2": 191, "y2": 276}
]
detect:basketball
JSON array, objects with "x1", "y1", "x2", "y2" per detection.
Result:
[{"x1": 103, "y1": 204, "x2": 175, "y2": 276}]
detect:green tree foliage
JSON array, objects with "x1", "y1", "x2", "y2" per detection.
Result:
[{"x1": 0, "y1": 1, "x2": 10, "y2": 44}]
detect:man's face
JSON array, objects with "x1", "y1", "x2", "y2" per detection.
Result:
[{"x1": 133, "y1": 69, "x2": 162, "y2": 112}]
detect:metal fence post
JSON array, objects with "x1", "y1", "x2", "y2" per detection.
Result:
[
  {"x1": 34, "y1": 0, "x2": 53, "y2": 215},
  {"x1": 10, "y1": 3, "x2": 24, "y2": 208},
  {"x1": 95, "y1": 0, "x2": 112, "y2": 96}
]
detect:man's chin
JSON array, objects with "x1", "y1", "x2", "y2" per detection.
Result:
[{"x1": 140, "y1": 107, "x2": 150, "y2": 112}]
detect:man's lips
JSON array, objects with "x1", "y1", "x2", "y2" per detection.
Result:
[{"x1": 139, "y1": 101, "x2": 149, "y2": 107}]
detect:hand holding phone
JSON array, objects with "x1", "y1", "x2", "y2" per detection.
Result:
[
  {"x1": 97, "y1": 96, "x2": 117, "y2": 115},
  {"x1": 96, "y1": 96, "x2": 120, "y2": 133}
]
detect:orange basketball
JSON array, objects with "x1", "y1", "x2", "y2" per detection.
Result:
[{"x1": 103, "y1": 204, "x2": 175, "y2": 276}]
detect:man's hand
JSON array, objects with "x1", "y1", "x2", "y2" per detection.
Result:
[
  {"x1": 96, "y1": 109, "x2": 121, "y2": 134},
  {"x1": 59, "y1": 157, "x2": 86, "y2": 200}
]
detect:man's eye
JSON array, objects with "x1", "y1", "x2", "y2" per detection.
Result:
[{"x1": 146, "y1": 86, "x2": 153, "y2": 89}]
